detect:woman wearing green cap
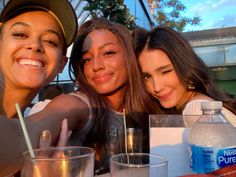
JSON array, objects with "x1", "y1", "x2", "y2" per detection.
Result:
[{"x1": 0, "y1": 0, "x2": 80, "y2": 176}]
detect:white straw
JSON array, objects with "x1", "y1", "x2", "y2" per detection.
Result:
[
  {"x1": 16, "y1": 103, "x2": 42, "y2": 177},
  {"x1": 15, "y1": 103, "x2": 35, "y2": 158}
]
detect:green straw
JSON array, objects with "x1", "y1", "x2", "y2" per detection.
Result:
[{"x1": 15, "y1": 103, "x2": 35, "y2": 158}]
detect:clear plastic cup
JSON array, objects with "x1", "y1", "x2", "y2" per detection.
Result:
[{"x1": 21, "y1": 146, "x2": 95, "y2": 177}]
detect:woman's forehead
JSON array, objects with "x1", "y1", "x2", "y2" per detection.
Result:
[
  {"x1": 82, "y1": 29, "x2": 121, "y2": 51},
  {"x1": 2, "y1": 11, "x2": 64, "y2": 43}
]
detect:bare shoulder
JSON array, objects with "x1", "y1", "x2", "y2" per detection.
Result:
[{"x1": 190, "y1": 93, "x2": 213, "y2": 102}]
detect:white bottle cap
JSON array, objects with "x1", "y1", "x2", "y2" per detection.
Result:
[{"x1": 201, "y1": 101, "x2": 223, "y2": 110}]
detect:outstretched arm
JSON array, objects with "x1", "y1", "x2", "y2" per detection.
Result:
[{"x1": 0, "y1": 94, "x2": 90, "y2": 176}]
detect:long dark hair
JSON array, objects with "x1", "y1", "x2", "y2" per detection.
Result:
[
  {"x1": 134, "y1": 26, "x2": 236, "y2": 113},
  {"x1": 69, "y1": 18, "x2": 158, "y2": 146}
]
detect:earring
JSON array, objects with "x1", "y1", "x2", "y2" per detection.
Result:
[{"x1": 187, "y1": 81, "x2": 195, "y2": 90}]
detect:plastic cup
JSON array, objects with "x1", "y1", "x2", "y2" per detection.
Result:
[
  {"x1": 110, "y1": 153, "x2": 168, "y2": 177},
  {"x1": 21, "y1": 146, "x2": 95, "y2": 177}
]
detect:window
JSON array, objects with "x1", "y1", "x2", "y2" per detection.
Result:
[{"x1": 194, "y1": 44, "x2": 236, "y2": 66}]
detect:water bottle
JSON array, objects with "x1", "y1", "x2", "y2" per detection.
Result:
[{"x1": 188, "y1": 101, "x2": 236, "y2": 174}]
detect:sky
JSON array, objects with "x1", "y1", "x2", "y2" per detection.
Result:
[{"x1": 181, "y1": 0, "x2": 236, "y2": 32}]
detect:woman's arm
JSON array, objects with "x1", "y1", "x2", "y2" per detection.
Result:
[
  {"x1": 0, "y1": 94, "x2": 90, "y2": 176},
  {"x1": 26, "y1": 94, "x2": 90, "y2": 146}
]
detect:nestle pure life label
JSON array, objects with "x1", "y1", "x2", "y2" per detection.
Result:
[{"x1": 190, "y1": 145, "x2": 236, "y2": 173}]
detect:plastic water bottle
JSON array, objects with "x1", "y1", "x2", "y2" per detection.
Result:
[{"x1": 188, "y1": 101, "x2": 236, "y2": 174}]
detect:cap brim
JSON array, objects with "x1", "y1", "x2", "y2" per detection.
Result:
[{"x1": 0, "y1": 0, "x2": 78, "y2": 47}]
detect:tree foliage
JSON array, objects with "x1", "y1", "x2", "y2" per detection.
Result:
[
  {"x1": 83, "y1": 0, "x2": 136, "y2": 30},
  {"x1": 148, "y1": 0, "x2": 201, "y2": 31},
  {"x1": 84, "y1": 0, "x2": 201, "y2": 31}
]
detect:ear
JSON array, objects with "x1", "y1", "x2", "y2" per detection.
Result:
[{"x1": 58, "y1": 56, "x2": 68, "y2": 73}]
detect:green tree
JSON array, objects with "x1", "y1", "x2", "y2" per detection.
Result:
[
  {"x1": 84, "y1": 0, "x2": 136, "y2": 30},
  {"x1": 148, "y1": 0, "x2": 201, "y2": 31}
]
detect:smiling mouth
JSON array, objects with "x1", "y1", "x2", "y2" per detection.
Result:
[
  {"x1": 93, "y1": 74, "x2": 113, "y2": 84},
  {"x1": 157, "y1": 92, "x2": 172, "y2": 101},
  {"x1": 18, "y1": 59, "x2": 44, "y2": 67}
]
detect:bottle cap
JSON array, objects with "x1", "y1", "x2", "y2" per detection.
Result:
[{"x1": 201, "y1": 101, "x2": 223, "y2": 110}]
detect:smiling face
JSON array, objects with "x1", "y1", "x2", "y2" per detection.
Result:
[
  {"x1": 0, "y1": 11, "x2": 67, "y2": 90},
  {"x1": 139, "y1": 48, "x2": 187, "y2": 109},
  {"x1": 81, "y1": 29, "x2": 128, "y2": 98}
]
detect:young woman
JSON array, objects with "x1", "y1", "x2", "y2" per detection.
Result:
[
  {"x1": 0, "y1": 0, "x2": 78, "y2": 176},
  {"x1": 133, "y1": 26, "x2": 236, "y2": 126},
  {"x1": 67, "y1": 18, "x2": 158, "y2": 174},
  {"x1": 0, "y1": 0, "x2": 77, "y2": 117}
]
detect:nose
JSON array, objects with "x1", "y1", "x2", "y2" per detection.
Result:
[
  {"x1": 152, "y1": 77, "x2": 163, "y2": 93},
  {"x1": 92, "y1": 56, "x2": 104, "y2": 72},
  {"x1": 27, "y1": 38, "x2": 45, "y2": 53}
]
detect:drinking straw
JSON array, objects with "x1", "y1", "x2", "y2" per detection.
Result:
[
  {"x1": 123, "y1": 108, "x2": 128, "y2": 154},
  {"x1": 15, "y1": 103, "x2": 42, "y2": 177},
  {"x1": 15, "y1": 103, "x2": 35, "y2": 158},
  {"x1": 123, "y1": 108, "x2": 130, "y2": 164}
]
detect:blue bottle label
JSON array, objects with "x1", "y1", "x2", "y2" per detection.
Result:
[{"x1": 189, "y1": 144, "x2": 236, "y2": 173}]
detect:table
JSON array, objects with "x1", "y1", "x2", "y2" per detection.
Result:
[
  {"x1": 96, "y1": 168, "x2": 166, "y2": 177},
  {"x1": 96, "y1": 164, "x2": 236, "y2": 177},
  {"x1": 96, "y1": 173, "x2": 110, "y2": 177}
]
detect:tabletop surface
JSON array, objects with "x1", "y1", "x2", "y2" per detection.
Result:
[{"x1": 96, "y1": 173, "x2": 110, "y2": 177}]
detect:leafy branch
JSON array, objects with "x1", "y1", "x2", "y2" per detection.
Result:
[
  {"x1": 83, "y1": 0, "x2": 136, "y2": 30},
  {"x1": 148, "y1": 0, "x2": 201, "y2": 31}
]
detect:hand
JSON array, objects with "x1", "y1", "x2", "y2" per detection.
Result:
[
  {"x1": 56, "y1": 119, "x2": 72, "y2": 147},
  {"x1": 39, "y1": 119, "x2": 72, "y2": 148},
  {"x1": 39, "y1": 130, "x2": 51, "y2": 148}
]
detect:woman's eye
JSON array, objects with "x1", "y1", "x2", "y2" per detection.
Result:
[
  {"x1": 162, "y1": 69, "x2": 173, "y2": 74},
  {"x1": 13, "y1": 32, "x2": 27, "y2": 38},
  {"x1": 143, "y1": 73, "x2": 151, "y2": 80},
  {"x1": 44, "y1": 40, "x2": 58, "y2": 47},
  {"x1": 81, "y1": 58, "x2": 91, "y2": 64},
  {"x1": 104, "y1": 51, "x2": 115, "y2": 56}
]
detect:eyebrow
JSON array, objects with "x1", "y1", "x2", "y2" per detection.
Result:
[
  {"x1": 142, "y1": 63, "x2": 172, "y2": 74},
  {"x1": 10, "y1": 22, "x2": 61, "y2": 40},
  {"x1": 82, "y1": 42, "x2": 116, "y2": 55},
  {"x1": 155, "y1": 64, "x2": 173, "y2": 72}
]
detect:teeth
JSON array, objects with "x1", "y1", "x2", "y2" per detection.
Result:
[{"x1": 19, "y1": 59, "x2": 43, "y2": 67}]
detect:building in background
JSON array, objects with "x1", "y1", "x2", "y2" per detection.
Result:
[
  {"x1": 124, "y1": 0, "x2": 155, "y2": 30},
  {"x1": 183, "y1": 27, "x2": 236, "y2": 97}
]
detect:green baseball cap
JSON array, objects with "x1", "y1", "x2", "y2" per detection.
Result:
[{"x1": 0, "y1": 0, "x2": 78, "y2": 47}]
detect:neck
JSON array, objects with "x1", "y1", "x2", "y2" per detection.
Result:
[
  {"x1": 106, "y1": 87, "x2": 126, "y2": 113},
  {"x1": 176, "y1": 91, "x2": 197, "y2": 110},
  {"x1": 0, "y1": 84, "x2": 38, "y2": 118}
]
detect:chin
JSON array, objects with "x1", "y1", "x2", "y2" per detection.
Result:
[
  {"x1": 19, "y1": 79, "x2": 46, "y2": 89},
  {"x1": 160, "y1": 102, "x2": 175, "y2": 109},
  {"x1": 97, "y1": 90, "x2": 112, "y2": 95},
  {"x1": 96, "y1": 88, "x2": 119, "y2": 96}
]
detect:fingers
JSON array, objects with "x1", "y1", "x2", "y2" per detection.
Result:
[
  {"x1": 57, "y1": 119, "x2": 72, "y2": 147},
  {"x1": 39, "y1": 119, "x2": 72, "y2": 148},
  {"x1": 39, "y1": 130, "x2": 52, "y2": 148}
]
